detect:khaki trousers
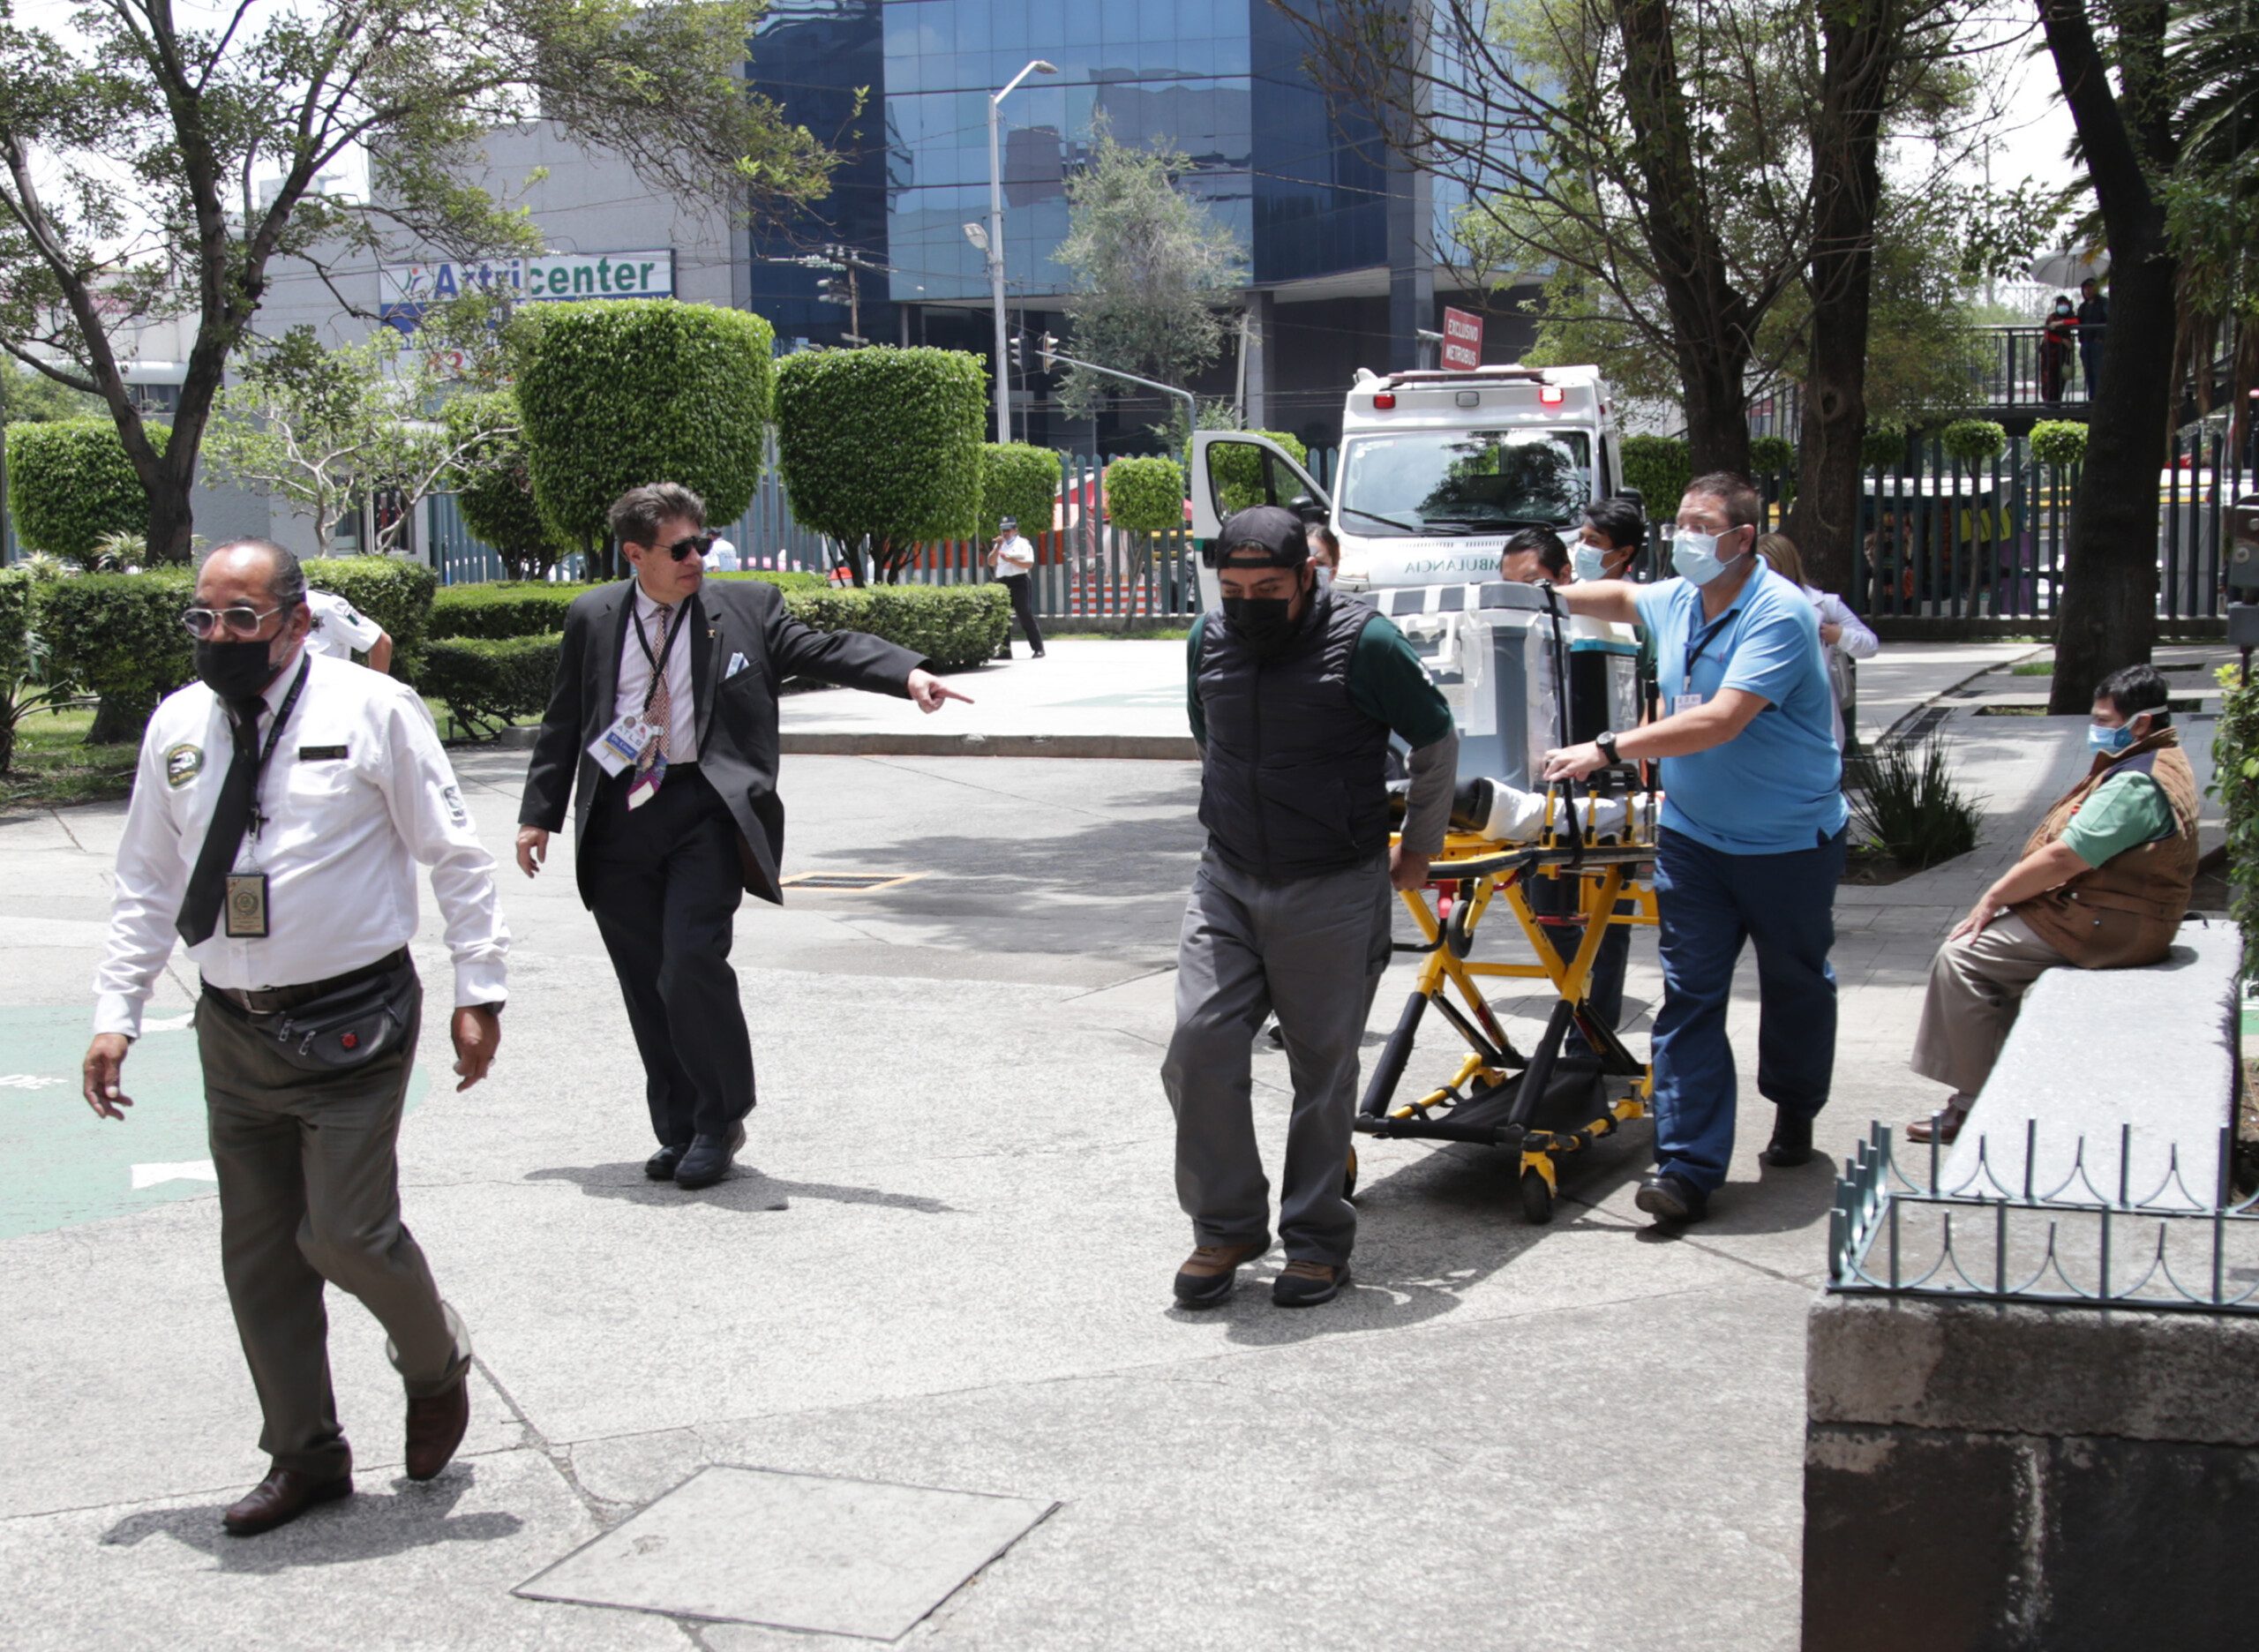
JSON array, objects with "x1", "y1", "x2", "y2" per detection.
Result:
[
  {"x1": 198, "y1": 977, "x2": 469, "y2": 1479},
  {"x1": 1909, "y1": 912, "x2": 2072, "y2": 1101}
]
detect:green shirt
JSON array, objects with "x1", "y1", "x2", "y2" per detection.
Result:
[
  {"x1": 2060, "y1": 771, "x2": 2177, "y2": 867},
  {"x1": 1186, "y1": 609, "x2": 1454, "y2": 749}
]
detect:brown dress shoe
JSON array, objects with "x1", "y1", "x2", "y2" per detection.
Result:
[
  {"x1": 1173, "y1": 1242, "x2": 1268, "y2": 1307},
  {"x1": 1272, "y1": 1259, "x2": 1352, "y2": 1308},
  {"x1": 221, "y1": 1468, "x2": 352, "y2": 1536},
  {"x1": 404, "y1": 1377, "x2": 469, "y2": 1482},
  {"x1": 1904, "y1": 1104, "x2": 1968, "y2": 1145}
]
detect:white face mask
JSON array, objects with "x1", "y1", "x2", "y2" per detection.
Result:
[
  {"x1": 1314, "y1": 566, "x2": 1334, "y2": 589},
  {"x1": 1671, "y1": 527, "x2": 1745, "y2": 587},
  {"x1": 1572, "y1": 545, "x2": 1610, "y2": 582}
]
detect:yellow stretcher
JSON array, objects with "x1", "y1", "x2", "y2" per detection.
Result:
[{"x1": 1350, "y1": 784, "x2": 1660, "y2": 1225}]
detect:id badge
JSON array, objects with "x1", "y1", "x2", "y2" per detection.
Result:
[
  {"x1": 1674, "y1": 693, "x2": 1704, "y2": 717},
  {"x1": 627, "y1": 753, "x2": 668, "y2": 810},
  {"x1": 224, "y1": 873, "x2": 270, "y2": 938},
  {"x1": 589, "y1": 715, "x2": 649, "y2": 777}
]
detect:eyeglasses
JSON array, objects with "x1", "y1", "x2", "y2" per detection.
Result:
[
  {"x1": 660, "y1": 534, "x2": 715, "y2": 563},
  {"x1": 181, "y1": 604, "x2": 282, "y2": 640}
]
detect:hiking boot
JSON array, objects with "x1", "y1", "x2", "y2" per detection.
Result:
[
  {"x1": 1172, "y1": 1242, "x2": 1268, "y2": 1308},
  {"x1": 1272, "y1": 1259, "x2": 1351, "y2": 1308}
]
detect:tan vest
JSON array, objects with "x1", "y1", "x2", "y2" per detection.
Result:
[{"x1": 2012, "y1": 726, "x2": 2199, "y2": 968}]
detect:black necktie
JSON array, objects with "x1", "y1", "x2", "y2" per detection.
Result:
[{"x1": 177, "y1": 696, "x2": 266, "y2": 946}]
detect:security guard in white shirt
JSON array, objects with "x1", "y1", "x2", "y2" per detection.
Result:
[
  {"x1": 304, "y1": 587, "x2": 394, "y2": 674},
  {"x1": 81, "y1": 538, "x2": 510, "y2": 1538}
]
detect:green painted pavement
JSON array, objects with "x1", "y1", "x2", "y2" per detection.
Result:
[{"x1": 0, "y1": 1006, "x2": 422, "y2": 1241}]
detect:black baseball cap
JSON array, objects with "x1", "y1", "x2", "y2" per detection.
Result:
[{"x1": 1205, "y1": 504, "x2": 1308, "y2": 569}]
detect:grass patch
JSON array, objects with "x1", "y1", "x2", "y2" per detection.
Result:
[
  {"x1": 3, "y1": 704, "x2": 139, "y2": 811},
  {"x1": 2010, "y1": 660, "x2": 2054, "y2": 676},
  {"x1": 1040, "y1": 625, "x2": 1192, "y2": 642}
]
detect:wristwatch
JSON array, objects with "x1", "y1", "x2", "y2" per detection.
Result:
[{"x1": 1595, "y1": 730, "x2": 1620, "y2": 764}]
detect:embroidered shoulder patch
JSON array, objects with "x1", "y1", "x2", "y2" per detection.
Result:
[{"x1": 163, "y1": 741, "x2": 203, "y2": 789}]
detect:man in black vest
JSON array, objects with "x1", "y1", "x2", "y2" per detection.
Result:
[{"x1": 1164, "y1": 506, "x2": 1458, "y2": 1308}]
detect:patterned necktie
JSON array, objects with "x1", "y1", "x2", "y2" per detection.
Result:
[{"x1": 638, "y1": 604, "x2": 673, "y2": 773}]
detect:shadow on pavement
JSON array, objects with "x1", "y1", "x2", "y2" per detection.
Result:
[
  {"x1": 98, "y1": 1468, "x2": 521, "y2": 1571},
  {"x1": 524, "y1": 1161, "x2": 961, "y2": 1217}
]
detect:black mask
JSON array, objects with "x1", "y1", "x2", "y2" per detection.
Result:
[
  {"x1": 195, "y1": 637, "x2": 283, "y2": 702},
  {"x1": 1223, "y1": 595, "x2": 1297, "y2": 646}
]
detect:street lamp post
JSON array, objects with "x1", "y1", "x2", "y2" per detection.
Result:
[{"x1": 987, "y1": 57, "x2": 1056, "y2": 444}]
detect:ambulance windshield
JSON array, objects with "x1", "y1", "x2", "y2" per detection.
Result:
[{"x1": 1338, "y1": 429, "x2": 1591, "y2": 535}]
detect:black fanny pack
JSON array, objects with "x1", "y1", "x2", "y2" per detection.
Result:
[{"x1": 206, "y1": 953, "x2": 419, "y2": 1073}]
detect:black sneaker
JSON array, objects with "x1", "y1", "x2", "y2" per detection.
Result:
[
  {"x1": 1761, "y1": 1107, "x2": 1814, "y2": 1168},
  {"x1": 1634, "y1": 1172, "x2": 1708, "y2": 1224},
  {"x1": 1272, "y1": 1259, "x2": 1351, "y2": 1308}
]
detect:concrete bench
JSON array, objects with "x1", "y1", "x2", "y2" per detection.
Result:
[{"x1": 1803, "y1": 919, "x2": 2248, "y2": 1652}]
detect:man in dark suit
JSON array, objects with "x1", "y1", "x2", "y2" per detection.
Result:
[{"x1": 515, "y1": 482, "x2": 968, "y2": 1188}]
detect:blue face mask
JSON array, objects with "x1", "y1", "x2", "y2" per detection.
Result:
[
  {"x1": 1572, "y1": 545, "x2": 1611, "y2": 582},
  {"x1": 2088, "y1": 717, "x2": 2143, "y2": 755},
  {"x1": 1671, "y1": 528, "x2": 1745, "y2": 587}
]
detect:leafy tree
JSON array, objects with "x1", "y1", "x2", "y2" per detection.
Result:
[
  {"x1": 2165, "y1": 0, "x2": 2259, "y2": 448},
  {"x1": 774, "y1": 348, "x2": 987, "y2": 585},
  {"x1": 978, "y1": 443, "x2": 1062, "y2": 544},
  {"x1": 518, "y1": 301, "x2": 777, "y2": 580},
  {"x1": 0, "y1": 361, "x2": 100, "y2": 424},
  {"x1": 1054, "y1": 119, "x2": 1244, "y2": 438},
  {"x1": 1104, "y1": 457, "x2": 1185, "y2": 535},
  {"x1": 202, "y1": 326, "x2": 499, "y2": 557},
  {"x1": 445, "y1": 392, "x2": 569, "y2": 581},
  {"x1": 5, "y1": 417, "x2": 171, "y2": 565},
  {"x1": 0, "y1": 0, "x2": 835, "y2": 564}
]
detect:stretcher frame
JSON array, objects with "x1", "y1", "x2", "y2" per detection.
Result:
[{"x1": 1351, "y1": 785, "x2": 1660, "y2": 1225}]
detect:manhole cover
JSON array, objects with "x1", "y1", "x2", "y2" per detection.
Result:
[
  {"x1": 515, "y1": 1465, "x2": 1056, "y2": 1639},
  {"x1": 778, "y1": 871, "x2": 927, "y2": 892}
]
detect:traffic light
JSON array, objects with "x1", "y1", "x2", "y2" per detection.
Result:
[
  {"x1": 1010, "y1": 333, "x2": 1027, "y2": 371},
  {"x1": 815, "y1": 276, "x2": 847, "y2": 306},
  {"x1": 1039, "y1": 332, "x2": 1059, "y2": 370}
]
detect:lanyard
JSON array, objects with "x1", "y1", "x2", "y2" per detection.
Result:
[
  {"x1": 245, "y1": 655, "x2": 311, "y2": 840},
  {"x1": 631, "y1": 598, "x2": 692, "y2": 716},
  {"x1": 1681, "y1": 596, "x2": 1742, "y2": 684}
]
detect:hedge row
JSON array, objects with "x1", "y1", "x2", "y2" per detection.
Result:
[
  {"x1": 420, "y1": 583, "x2": 1009, "y2": 732},
  {"x1": 428, "y1": 571, "x2": 827, "y2": 640}
]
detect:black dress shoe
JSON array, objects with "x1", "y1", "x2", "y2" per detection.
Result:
[
  {"x1": 1761, "y1": 1107, "x2": 1815, "y2": 1168},
  {"x1": 645, "y1": 1142, "x2": 689, "y2": 1181},
  {"x1": 221, "y1": 1468, "x2": 352, "y2": 1536},
  {"x1": 1634, "y1": 1172, "x2": 1708, "y2": 1224},
  {"x1": 673, "y1": 1122, "x2": 747, "y2": 1190}
]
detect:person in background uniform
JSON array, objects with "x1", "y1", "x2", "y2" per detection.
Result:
[
  {"x1": 2075, "y1": 277, "x2": 2109, "y2": 398},
  {"x1": 514, "y1": 484, "x2": 969, "y2": 1190},
  {"x1": 702, "y1": 536, "x2": 742, "y2": 573},
  {"x1": 304, "y1": 588, "x2": 394, "y2": 675},
  {"x1": 1905, "y1": 665, "x2": 2196, "y2": 1144},
  {"x1": 1542, "y1": 472, "x2": 1846, "y2": 1225},
  {"x1": 991, "y1": 515, "x2": 1047, "y2": 660},
  {"x1": 1755, "y1": 533, "x2": 1878, "y2": 751},
  {"x1": 83, "y1": 538, "x2": 508, "y2": 1536},
  {"x1": 1165, "y1": 506, "x2": 1458, "y2": 1309}
]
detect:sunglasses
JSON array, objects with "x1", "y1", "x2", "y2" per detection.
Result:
[
  {"x1": 658, "y1": 533, "x2": 715, "y2": 563},
  {"x1": 181, "y1": 604, "x2": 282, "y2": 641}
]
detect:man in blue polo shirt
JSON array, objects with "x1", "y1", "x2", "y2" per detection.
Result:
[{"x1": 1539, "y1": 470, "x2": 1845, "y2": 1223}]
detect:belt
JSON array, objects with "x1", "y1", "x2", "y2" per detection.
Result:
[{"x1": 201, "y1": 949, "x2": 410, "y2": 1016}]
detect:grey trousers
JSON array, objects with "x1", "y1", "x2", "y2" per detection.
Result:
[
  {"x1": 1909, "y1": 912, "x2": 2072, "y2": 1101},
  {"x1": 1161, "y1": 849, "x2": 1392, "y2": 1266},
  {"x1": 199, "y1": 978, "x2": 470, "y2": 1479}
]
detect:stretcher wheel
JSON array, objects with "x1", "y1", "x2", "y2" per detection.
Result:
[
  {"x1": 1519, "y1": 1168, "x2": 1555, "y2": 1226},
  {"x1": 1343, "y1": 1145, "x2": 1360, "y2": 1200}
]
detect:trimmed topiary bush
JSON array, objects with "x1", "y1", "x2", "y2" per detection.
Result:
[
  {"x1": 5, "y1": 417, "x2": 172, "y2": 565},
  {"x1": 1617, "y1": 434, "x2": 1690, "y2": 512},
  {"x1": 429, "y1": 572, "x2": 822, "y2": 642},
  {"x1": 518, "y1": 301, "x2": 776, "y2": 572},
  {"x1": 2030, "y1": 419, "x2": 2089, "y2": 469},
  {"x1": 37, "y1": 569, "x2": 197, "y2": 742},
  {"x1": 1105, "y1": 456, "x2": 1186, "y2": 534},
  {"x1": 1748, "y1": 434, "x2": 1797, "y2": 477},
  {"x1": 1195, "y1": 429, "x2": 1310, "y2": 515},
  {"x1": 1940, "y1": 418, "x2": 2008, "y2": 467},
  {"x1": 304, "y1": 556, "x2": 436, "y2": 676},
  {"x1": 442, "y1": 391, "x2": 570, "y2": 580},
  {"x1": 1860, "y1": 424, "x2": 1910, "y2": 469},
  {"x1": 775, "y1": 347, "x2": 987, "y2": 583},
  {"x1": 979, "y1": 443, "x2": 1062, "y2": 543}
]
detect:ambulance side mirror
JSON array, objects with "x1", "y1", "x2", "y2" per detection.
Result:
[
  {"x1": 1614, "y1": 486, "x2": 1644, "y2": 509},
  {"x1": 1288, "y1": 494, "x2": 1325, "y2": 525}
]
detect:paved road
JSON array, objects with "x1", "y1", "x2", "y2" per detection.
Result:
[{"x1": 0, "y1": 647, "x2": 2220, "y2": 1649}]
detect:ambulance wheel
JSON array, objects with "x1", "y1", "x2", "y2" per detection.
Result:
[
  {"x1": 1519, "y1": 1168, "x2": 1555, "y2": 1226},
  {"x1": 1343, "y1": 1146, "x2": 1360, "y2": 1200}
]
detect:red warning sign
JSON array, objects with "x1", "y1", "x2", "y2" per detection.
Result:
[{"x1": 1441, "y1": 307, "x2": 1483, "y2": 372}]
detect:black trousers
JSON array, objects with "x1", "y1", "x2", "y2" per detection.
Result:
[
  {"x1": 585, "y1": 764, "x2": 754, "y2": 1145},
  {"x1": 1000, "y1": 573, "x2": 1045, "y2": 656}
]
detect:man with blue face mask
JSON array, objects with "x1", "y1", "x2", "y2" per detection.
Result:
[
  {"x1": 1537, "y1": 472, "x2": 1846, "y2": 1224},
  {"x1": 1903, "y1": 665, "x2": 2197, "y2": 1144}
]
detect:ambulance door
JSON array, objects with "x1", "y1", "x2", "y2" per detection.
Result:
[{"x1": 1190, "y1": 431, "x2": 1331, "y2": 612}]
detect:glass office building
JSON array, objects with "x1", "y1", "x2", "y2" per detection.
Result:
[{"x1": 747, "y1": 1, "x2": 1515, "y2": 449}]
